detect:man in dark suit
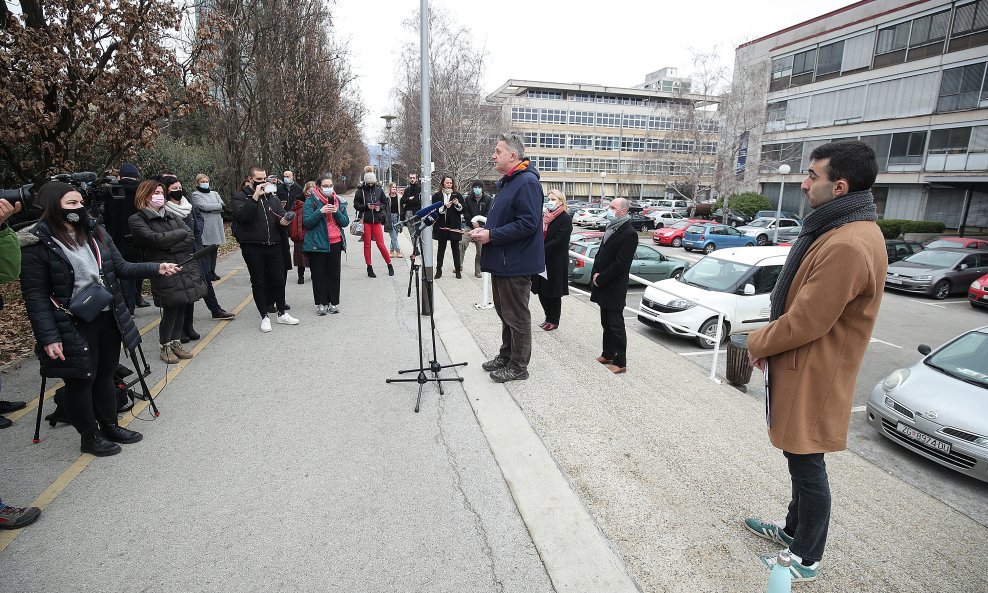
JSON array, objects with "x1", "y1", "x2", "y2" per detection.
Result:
[{"x1": 590, "y1": 198, "x2": 638, "y2": 374}]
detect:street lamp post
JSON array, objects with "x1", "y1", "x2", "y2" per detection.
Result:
[
  {"x1": 600, "y1": 172, "x2": 607, "y2": 206},
  {"x1": 772, "y1": 164, "x2": 791, "y2": 244},
  {"x1": 378, "y1": 141, "x2": 387, "y2": 185},
  {"x1": 381, "y1": 114, "x2": 397, "y2": 186}
]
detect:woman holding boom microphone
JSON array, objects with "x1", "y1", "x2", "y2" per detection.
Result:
[{"x1": 20, "y1": 182, "x2": 181, "y2": 456}]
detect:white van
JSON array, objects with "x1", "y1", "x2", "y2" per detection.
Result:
[
  {"x1": 651, "y1": 199, "x2": 690, "y2": 216},
  {"x1": 637, "y1": 246, "x2": 790, "y2": 348}
]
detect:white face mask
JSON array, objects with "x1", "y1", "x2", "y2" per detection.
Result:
[
  {"x1": 198, "y1": 184, "x2": 209, "y2": 192},
  {"x1": 321, "y1": 186, "x2": 333, "y2": 196},
  {"x1": 546, "y1": 202, "x2": 558, "y2": 212},
  {"x1": 283, "y1": 177, "x2": 293, "y2": 185}
]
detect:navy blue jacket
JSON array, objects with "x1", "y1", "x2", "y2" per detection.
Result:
[{"x1": 479, "y1": 161, "x2": 545, "y2": 277}]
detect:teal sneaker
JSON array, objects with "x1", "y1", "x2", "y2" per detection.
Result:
[
  {"x1": 743, "y1": 517, "x2": 794, "y2": 547},
  {"x1": 759, "y1": 549, "x2": 819, "y2": 583}
]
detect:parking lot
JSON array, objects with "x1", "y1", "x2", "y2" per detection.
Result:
[{"x1": 570, "y1": 231, "x2": 988, "y2": 527}]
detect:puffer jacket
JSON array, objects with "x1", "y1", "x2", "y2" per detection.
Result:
[
  {"x1": 230, "y1": 185, "x2": 287, "y2": 245},
  {"x1": 128, "y1": 209, "x2": 207, "y2": 307},
  {"x1": 353, "y1": 184, "x2": 391, "y2": 227},
  {"x1": 19, "y1": 221, "x2": 159, "y2": 379}
]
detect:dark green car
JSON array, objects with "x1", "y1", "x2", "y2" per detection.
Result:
[{"x1": 568, "y1": 239, "x2": 689, "y2": 286}]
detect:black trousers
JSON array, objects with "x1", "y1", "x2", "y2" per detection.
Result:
[
  {"x1": 62, "y1": 311, "x2": 121, "y2": 433},
  {"x1": 599, "y1": 307, "x2": 627, "y2": 366},
  {"x1": 783, "y1": 451, "x2": 831, "y2": 564},
  {"x1": 308, "y1": 243, "x2": 343, "y2": 306},
  {"x1": 205, "y1": 248, "x2": 219, "y2": 277},
  {"x1": 159, "y1": 305, "x2": 184, "y2": 345},
  {"x1": 537, "y1": 294, "x2": 562, "y2": 324},
  {"x1": 241, "y1": 243, "x2": 287, "y2": 317},
  {"x1": 436, "y1": 237, "x2": 461, "y2": 271}
]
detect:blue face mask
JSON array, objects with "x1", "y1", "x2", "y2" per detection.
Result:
[
  {"x1": 605, "y1": 210, "x2": 617, "y2": 220},
  {"x1": 198, "y1": 184, "x2": 209, "y2": 192},
  {"x1": 546, "y1": 202, "x2": 557, "y2": 212},
  {"x1": 473, "y1": 187, "x2": 482, "y2": 197}
]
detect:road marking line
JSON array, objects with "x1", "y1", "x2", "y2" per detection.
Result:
[
  {"x1": 851, "y1": 405, "x2": 867, "y2": 412},
  {"x1": 5, "y1": 267, "x2": 243, "y2": 422},
  {"x1": 0, "y1": 292, "x2": 252, "y2": 554},
  {"x1": 869, "y1": 338, "x2": 902, "y2": 349},
  {"x1": 678, "y1": 351, "x2": 713, "y2": 356},
  {"x1": 907, "y1": 299, "x2": 946, "y2": 309}
]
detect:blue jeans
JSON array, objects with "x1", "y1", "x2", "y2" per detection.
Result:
[
  {"x1": 389, "y1": 214, "x2": 400, "y2": 251},
  {"x1": 783, "y1": 451, "x2": 831, "y2": 564}
]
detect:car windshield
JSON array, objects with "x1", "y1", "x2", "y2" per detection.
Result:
[
  {"x1": 925, "y1": 331, "x2": 988, "y2": 389},
  {"x1": 685, "y1": 225, "x2": 706, "y2": 234},
  {"x1": 925, "y1": 239, "x2": 967, "y2": 249},
  {"x1": 680, "y1": 256, "x2": 752, "y2": 292},
  {"x1": 669, "y1": 221, "x2": 691, "y2": 230},
  {"x1": 901, "y1": 250, "x2": 962, "y2": 267},
  {"x1": 748, "y1": 219, "x2": 773, "y2": 228}
]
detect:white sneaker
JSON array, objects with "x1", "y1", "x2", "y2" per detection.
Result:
[
  {"x1": 317, "y1": 305, "x2": 327, "y2": 316},
  {"x1": 277, "y1": 312, "x2": 300, "y2": 325},
  {"x1": 259, "y1": 316, "x2": 272, "y2": 332},
  {"x1": 327, "y1": 304, "x2": 339, "y2": 314}
]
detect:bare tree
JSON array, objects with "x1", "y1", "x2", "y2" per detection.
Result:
[
  {"x1": 391, "y1": 7, "x2": 503, "y2": 191},
  {"x1": 715, "y1": 49, "x2": 773, "y2": 197}
]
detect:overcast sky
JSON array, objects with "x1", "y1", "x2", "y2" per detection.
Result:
[{"x1": 334, "y1": 0, "x2": 855, "y2": 144}]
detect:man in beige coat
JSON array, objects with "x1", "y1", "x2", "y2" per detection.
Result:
[{"x1": 743, "y1": 141, "x2": 888, "y2": 582}]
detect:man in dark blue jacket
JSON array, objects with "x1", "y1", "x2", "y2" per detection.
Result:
[{"x1": 468, "y1": 134, "x2": 544, "y2": 382}]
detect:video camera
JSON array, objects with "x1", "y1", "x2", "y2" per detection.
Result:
[{"x1": 2, "y1": 171, "x2": 118, "y2": 229}]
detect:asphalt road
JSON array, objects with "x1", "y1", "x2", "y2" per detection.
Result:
[{"x1": 570, "y1": 231, "x2": 988, "y2": 527}]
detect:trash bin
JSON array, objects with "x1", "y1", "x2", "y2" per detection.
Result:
[{"x1": 725, "y1": 334, "x2": 753, "y2": 386}]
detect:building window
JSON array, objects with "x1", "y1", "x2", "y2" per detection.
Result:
[
  {"x1": 771, "y1": 55, "x2": 794, "y2": 91},
  {"x1": 889, "y1": 131, "x2": 927, "y2": 166},
  {"x1": 595, "y1": 112, "x2": 621, "y2": 128},
  {"x1": 937, "y1": 62, "x2": 987, "y2": 112},
  {"x1": 533, "y1": 157, "x2": 562, "y2": 172},
  {"x1": 790, "y1": 49, "x2": 816, "y2": 85},
  {"x1": 539, "y1": 133, "x2": 564, "y2": 149},
  {"x1": 567, "y1": 158, "x2": 593, "y2": 173},
  {"x1": 595, "y1": 136, "x2": 620, "y2": 151},
  {"x1": 816, "y1": 41, "x2": 844, "y2": 77},
  {"x1": 523, "y1": 132, "x2": 538, "y2": 147},
  {"x1": 952, "y1": 1, "x2": 988, "y2": 37},
  {"x1": 568, "y1": 111, "x2": 595, "y2": 126},
  {"x1": 621, "y1": 137, "x2": 647, "y2": 152},
  {"x1": 623, "y1": 114, "x2": 648, "y2": 129},
  {"x1": 570, "y1": 92, "x2": 595, "y2": 102},
  {"x1": 766, "y1": 101, "x2": 787, "y2": 131},
  {"x1": 876, "y1": 21, "x2": 911, "y2": 55},
  {"x1": 593, "y1": 159, "x2": 618, "y2": 173},
  {"x1": 540, "y1": 109, "x2": 567, "y2": 124},
  {"x1": 569, "y1": 135, "x2": 593, "y2": 150},
  {"x1": 929, "y1": 127, "x2": 972, "y2": 153},
  {"x1": 595, "y1": 95, "x2": 619, "y2": 104},
  {"x1": 760, "y1": 142, "x2": 803, "y2": 172},
  {"x1": 908, "y1": 10, "x2": 950, "y2": 60},
  {"x1": 511, "y1": 107, "x2": 538, "y2": 123},
  {"x1": 648, "y1": 116, "x2": 671, "y2": 130},
  {"x1": 526, "y1": 90, "x2": 562, "y2": 99}
]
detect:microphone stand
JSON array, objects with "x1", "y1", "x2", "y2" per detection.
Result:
[{"x1": 386, "y1": 221, "x2": 467, "y2": 412}]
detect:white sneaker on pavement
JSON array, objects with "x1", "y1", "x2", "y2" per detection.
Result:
[
  {"x1": 259, "y1": 316, "x2": 272, "y2": 333},
  {"x1": 277, "y1": 312, "x2": 300, "y2": 325}
]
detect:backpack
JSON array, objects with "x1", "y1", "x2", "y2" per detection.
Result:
[{"x1": 289, "y1": 199, "x2": 306, "y2": 243}]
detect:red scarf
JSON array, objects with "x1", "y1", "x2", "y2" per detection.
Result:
[{"x1": 542, "y1": 205, "x2": 564, "y2": 237}]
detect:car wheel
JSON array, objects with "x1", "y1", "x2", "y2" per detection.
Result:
[
  {"x1": 672, "y1": 237, "x2": 682, "y2": 247},
  {"x1": 746, "y1": 242, "x2": 754, "y2": 247},
  {"x1": 756, "y1": 234, "x2": 768, "y2": 246},
  {"x1": 703, "y1": 243, "x2": 716, "y2": 255},
  {"x1": 672, "y1": 268, "x2": 683, "y2": 280},
  {"x1": 656, "y1": 222, "x2": 664, "y2": 229},
  {"x1": 684, "y1": 246, "x2": 692, "y2": 252},
  {"x1": 695, "y1": 318, "x2": 727, "y2": 349},
  {"x1": 932, "y1": 280, "x2": 951, "y2": 300}
]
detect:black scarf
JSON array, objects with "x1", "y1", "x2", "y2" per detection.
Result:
[{"x1": 769, "y1": 189, "x2": 877, "y2": 321}]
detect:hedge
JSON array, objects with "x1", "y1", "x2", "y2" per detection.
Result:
[{"x1": 876, "y1": 219, "x2": 946, "y2": 238}]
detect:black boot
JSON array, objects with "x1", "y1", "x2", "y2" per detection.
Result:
[
  {"x1": 367, "y1": 265, "x2": 377, "y2": 278},
  {"x1": 101, "y1": 422, "x2": 143, "y2": 444},
  {"x1": 81, "y1": 430, "x2": 122, "y2": 456},
  {"x1": 388, "y1": 264, "x2": 395, "y2": 276},
  {"x1": 181, "y1": 328, "x2": 200, "y2": 343}
]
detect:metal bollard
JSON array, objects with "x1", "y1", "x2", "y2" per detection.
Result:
[{"x1": 474, "y1": 272, "x2": 494, "y2": 310}]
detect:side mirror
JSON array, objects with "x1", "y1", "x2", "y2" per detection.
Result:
[
  {"x1": 918, "y1": 344, "x2": 932, "y2": 355},
  {"x1": 742, "y1": 284, "x2": 756, "y2": 296}
]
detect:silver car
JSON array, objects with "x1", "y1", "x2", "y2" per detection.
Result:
[
  {"x1": 866, "y1": 327, "x2": 988, "y2": 483},
  {"x1": 885, "y1": 248, "x2": 988, "y2": 300}
]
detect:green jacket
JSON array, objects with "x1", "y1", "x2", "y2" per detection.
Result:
[{"x1": 302, "y1": 192, "x2": 349, "y2": 253}]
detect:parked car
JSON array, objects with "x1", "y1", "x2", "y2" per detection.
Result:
[
  {"x1": 925, "y1": 237, "x2": 988, "y2": 251},
  {"x1": 645, "y1": 210, "x2": 685, "y2": 228},
  {"x1": 866, "y1": 326, "x2": 988, "y2": 483},
  {"x1": 682, "y1": 223, "x2": 756, "y2": 254},
  {"x1": 773, "y1": 225, "x2": 803, "y2": 246},
  {"x1": 736, "y1": 218, "x2": 801, "y2": 245},
  {"x1": 885, "y1": 248, "x2": 988, "y2": 300},
  {"x1": 587, "y1": 213, "x2": 655, "y2": 232},
  {"x1": 712, "y1": 208, "x2": 752, "y2": 227},
  {"x1": 572, "y1": 208, "x2": 607, "y2": 226},
  {"x1": 652, "y1": 219, "x2": 705, "y2": 247},
  {"x1": 970, "y1": 273, "x2": 988, "y2": 310},
  {"x1": 754, "y1": 210, "x2": 803, "y2": 223},
  {"x1": 886, "y1": 239, "x2": 925, "y2": 264},
  {"x1": 638, "y1": 246, "x2": 790, "y2": 348},
  {"x1": 570, "y1": 230, "x2": 604, "y2": 243},
  {"x1": 568, "y1": 240, "x2": 689, "y2": 286}
]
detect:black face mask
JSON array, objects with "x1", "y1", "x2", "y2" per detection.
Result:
[
  {"x1": 168, "y1": 190, "x2": 184, "y2": 201},
  {"x1": 62, "y1": 208, "x2": 85, "y2": 226}
]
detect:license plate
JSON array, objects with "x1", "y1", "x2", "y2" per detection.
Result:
[
  {"x1": 896, "y1": 422, "x2": 951, "y2": 453},
  {"x1": 886, "y1": 278, "x2": 902, "y2": 285},
  {"x1": 983, "y1": 294, "x2": 988, "y2": 301}
]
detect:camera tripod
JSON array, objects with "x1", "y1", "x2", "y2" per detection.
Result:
[{"x1": 386, "y1": 224, "x2": 466, "y2": 412}]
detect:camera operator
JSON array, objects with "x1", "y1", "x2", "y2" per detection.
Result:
[
  {"x1": 19, "y1": 183, "x2": 180, "y2": 456},
  {"x1": 101, "y1": 164, "x2": 149, "y2": 311},
  {"x1": 231, "y1": 167, "x2": 300, "y2": 332}
]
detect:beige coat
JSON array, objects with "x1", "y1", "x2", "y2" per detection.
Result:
[{"x1": 747, "y1": 221, "x2": 887, "y2": 454}]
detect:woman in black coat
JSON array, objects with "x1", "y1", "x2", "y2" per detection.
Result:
[
  {"x1": 128, "y1": 180, "x2": 207, "y2": 364},
  {"x1": 431, "y1": 175, "x2": 464, "y2": 279},
  {"x1": 589, "y1": 199, "x2": 639, "y2": 374},
  {"x1": 531, "y1": 189, "x2": 573, "y2": 331},
  {"x1": 20, "y1": 182, "x2": 179, "y2": 456}
]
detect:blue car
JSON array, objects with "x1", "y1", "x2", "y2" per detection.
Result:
[{"x1": 682, "y1": 223, "x2": 755, "y2": 254}]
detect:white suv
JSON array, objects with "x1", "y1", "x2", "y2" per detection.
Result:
[{"x1": 637, "y1": 246, "x2": 790, "y2": 348}]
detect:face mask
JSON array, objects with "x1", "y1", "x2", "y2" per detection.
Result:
[
  {"x1": 198, "y1": 184, "x2": 209, "y2": 192},
  {"x1": 283, "y1": 178, "x2": 293, "y2": 185},
  {"x1": 605, "y1": 210, "x2": 617, "y2": 220},
  {"x1": 168, "y1": 190, "x2": 184, "y2": 201},
  {"x1": 321, "y1": 187, "x2": 333, "y2": 196},
  {"x1": 546, "y1": 202, "x2": 557, "y2": 212},
  {"x1": 473, "y1": 188, "x2": 482, "y2": 197},
  {"x1": 150, "y1": 195, "x2": 165, "y2": 208},
  {"x1": 62, "y1": 208, "x2": 85, "y2": 225}
]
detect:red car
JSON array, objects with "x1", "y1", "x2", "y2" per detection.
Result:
[
  {"x1": 652, "y1": 219, "x2": 704, "y2": 247},
  {"x1": 925, "y1": 236, "x2": 988, "y2": 251},
  {"x1": 970, "y1": 273, "x2": 988, "y2": 310}
]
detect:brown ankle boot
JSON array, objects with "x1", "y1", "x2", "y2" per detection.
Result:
[
  {"x1": 160, "y1": 343, "x2": 179, "y2": 364},
  {"x1": 169, "y1": 340, "x2": 193, "y2": 360}
]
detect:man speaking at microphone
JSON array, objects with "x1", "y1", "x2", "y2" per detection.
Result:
[{"x1": 468, "y1": 133, "x2": 543, "y2": 383}]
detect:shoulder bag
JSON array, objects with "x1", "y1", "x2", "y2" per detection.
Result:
[{"x1": 51, "y1": 238, "x2": 114, "y2": 322}]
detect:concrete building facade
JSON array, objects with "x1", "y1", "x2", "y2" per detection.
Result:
[
  {"x1": 736, "y1": 0, "x2": 988, "y2": 231},
  {"x1": 487, "y1": 74, "x2": 720, "y2": 201}
]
